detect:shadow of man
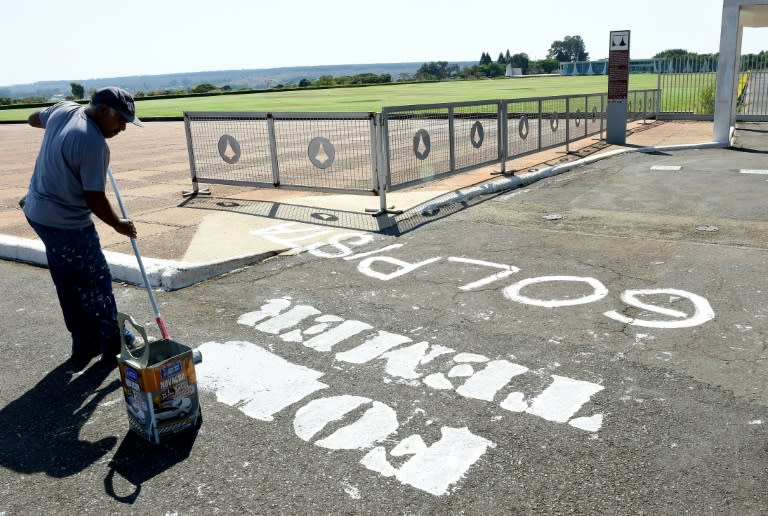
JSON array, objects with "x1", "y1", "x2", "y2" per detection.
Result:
[{"x1": 0, "y1": 360, "x2": 121, "y2": 477}]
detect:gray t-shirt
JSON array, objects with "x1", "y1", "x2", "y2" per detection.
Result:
[{"x1": 24, "y1": 101, "x2": 109, "y2": 228}]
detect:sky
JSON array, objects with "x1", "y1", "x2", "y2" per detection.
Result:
[{"x1": 2, "y1": 0, "x2": 767, "y2": 86}]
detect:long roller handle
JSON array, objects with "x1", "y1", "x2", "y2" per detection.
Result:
[{"x1": 107, "y1": 166, "x2": 171, "y2": 340}]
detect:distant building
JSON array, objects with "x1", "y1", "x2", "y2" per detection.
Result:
[
  {"x1": 559, "y1": 58, "x2": 719, "y2": 75},
  {"x1": 505, "y1": 64, "x2": 523, "y2": 77}
]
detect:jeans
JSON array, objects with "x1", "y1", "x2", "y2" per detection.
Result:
[{"x1": 27, "y1": 218, "x2": 127, "y2": 358}]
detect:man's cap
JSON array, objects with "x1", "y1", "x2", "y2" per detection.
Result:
[{"x1": 91, "y1": 87, "x2": 143, "y2": 127}]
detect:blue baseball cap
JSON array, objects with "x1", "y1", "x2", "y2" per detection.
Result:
[{"x1": 91, "y1": 87, "x2": 143, "y2": 127}]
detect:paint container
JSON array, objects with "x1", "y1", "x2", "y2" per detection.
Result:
[{"x1": 116, "y1": 313, "x2": 202, "y2": 444}]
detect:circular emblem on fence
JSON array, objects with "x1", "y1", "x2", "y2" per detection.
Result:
[
  {"x1": 308, "y1": 137, "x2": 336, "y2": 169},
  {"x1": 550, "y1": 113, "x2": 559, "y2": 132},
  {"x1": 470, "y1": 121, "x2": 485, "y2": 149},
  {"x1": 575, "y1": 108, "x2": 582, "y2": 127},
  {"x1": 413, "y1": 129, "x2": 431, "y2": 160},
  {"x1": 218, "y1": 134, "x2": 241, "y2": 164},
  {"x1": 519, "y1": 116, "x2": 529, "y2": 140},
  {"x1": 591, "y1": 106, "x2": 598, "y2": 121}
]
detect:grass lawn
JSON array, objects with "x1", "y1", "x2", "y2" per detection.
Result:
[{"x1": 0, "y1": 75, "x2": 660, "y2": 122}]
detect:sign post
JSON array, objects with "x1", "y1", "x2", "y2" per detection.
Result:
[{"x1": 607, "y1": 30, "x2": 630, "y2": 144}]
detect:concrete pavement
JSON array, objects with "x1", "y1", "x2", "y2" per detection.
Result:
[{"x1": 0, "y1": 120, "x2": 722, "y2": 289}]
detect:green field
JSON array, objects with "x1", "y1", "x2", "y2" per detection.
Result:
[{"x1": 0, "y1": 75, "x2": 660, "y2": 122}]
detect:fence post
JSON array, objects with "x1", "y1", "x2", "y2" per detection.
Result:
[
  {"x1": 267, "y1": 114, "x2": 280, "y2": 186},
  {"x1": 498, "y1": 101, "x2": 508, "y2": 174},
  {"x1": 448, "y1": 106, "x2": 456, "y2": 173},
  {"x1": 600, "y1": 95, "x2": 605, "y2": 139},
  {"x1": 537, "y1": 99, "x2": 543, "y2": 152},
  {"x1": 366, "y1": 111, "x2": 402, "y2": 217},
  {"x1": 565, "y1": 97, "x2": 571, "y2": 153},
  {"x1": 182, "y1": 113, "x2": 211, "y2": 197}
]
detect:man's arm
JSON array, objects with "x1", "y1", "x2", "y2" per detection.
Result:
[
  {"x1": 28, "y1": 111, "x2": 43, "y2": 128},
  {"x1": 84, "y1": 190, "x2": 137, "y2": 238}
]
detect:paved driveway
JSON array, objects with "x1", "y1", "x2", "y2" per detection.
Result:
[{"x1": 1, "y1": 143, "x2": 766, "y2": 513}]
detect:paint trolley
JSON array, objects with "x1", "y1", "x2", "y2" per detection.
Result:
[{"x1": 116, "y1": 313, "x2": 202, "y2": 444}]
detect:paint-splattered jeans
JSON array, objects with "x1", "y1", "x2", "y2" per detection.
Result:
[{"x1": 27, "y1": 218, "x2": 126, "y2": 359}]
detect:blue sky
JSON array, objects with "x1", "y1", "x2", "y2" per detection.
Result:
[{"x1": 2, "y1": 0, "x2": 767, "y2": 86}]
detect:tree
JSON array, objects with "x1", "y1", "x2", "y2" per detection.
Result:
[
  {"x1": 531, "y1": 59, "x2": 560, "y2": 74},
  {"x1": 505, "y1": 49, "x2": 511, "y2": 63},
  {"x1": 314, "y1": 75, "x2": 336, "y2": 86},
  {"x1": 497, "y1": 52, "x2": 506, "y2": 64},
  {"x1": 416, "y1": 61, "x2": 459, "y2": 80},
  {"x1": 509, "y1": 53, "x2": 530, "y2": 73},
  {"x1": 479, "y1": 52, "x2": 492, "y2": 66},
  {"x1": 70, "y1": 82, "x2": 85, "y2": 99},
  {"x1": 190, "y1": 83, "x2": 217, "y2": 94},
  {"x1": 653, "y1": 49, "x2": 694, "y2": 59},
  {"x1": 547, "y1": 35, "x2": 589, "y2": 62}
]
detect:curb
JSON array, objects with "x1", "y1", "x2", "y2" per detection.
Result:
[{"x1": 0, "y1": 234, "x2": 281, "y2": 291}]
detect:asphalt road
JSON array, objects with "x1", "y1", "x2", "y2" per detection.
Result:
[{"x1": 1, "y1": 147, "x2": 767, "y2": 514}]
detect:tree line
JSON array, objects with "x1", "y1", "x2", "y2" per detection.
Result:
[{"x1": 3, "y1": 38, "x2": 768, "y2": 106}]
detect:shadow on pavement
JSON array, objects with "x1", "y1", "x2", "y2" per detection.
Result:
[
  {"x1": 177, "y1": 190, "x2": 502, "y2": 237},
  {"x1": 104, "y1": 424, "x2": 200, "y2": 504},
  {"x1": 0, "y1": 360, "x2": 120, "y2": 477}
]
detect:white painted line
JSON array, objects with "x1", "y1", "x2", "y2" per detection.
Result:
[
  {"x1": 740, "y1": 169, "x2": 768, "y2": 175},
  {"x1": 650, "y1": 165, "x2": 682, "y2": 171}
]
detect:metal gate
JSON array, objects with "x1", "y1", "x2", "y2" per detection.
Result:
[{"x1": 657, "y1": 55, "x2": 768, "y2": 120}]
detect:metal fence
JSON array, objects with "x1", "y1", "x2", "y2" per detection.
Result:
[
  {"x1": 184, "y1": 89, "x2": 660, "y2": 214},
  {"x1": 184, "y1": 112, "x2": 379, "y2": 195},
  {"x1": 657, "y1": 55, "x2": 768, "y2": 119}
]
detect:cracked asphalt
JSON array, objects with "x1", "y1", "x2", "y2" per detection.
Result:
[{"x1": 1, "y1": 145, "x2": 767, "y2": 514}]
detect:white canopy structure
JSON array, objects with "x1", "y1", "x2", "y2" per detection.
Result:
[{"x1": 714, "y1": 0, "x2": 768, "y2": 142}]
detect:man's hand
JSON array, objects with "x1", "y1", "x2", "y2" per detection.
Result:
[
  {"x1": 113, "y1": 218, "x2": 137, "y2": 239},
  {"x1": 84, "y1": 190, "x2": 137, "y2": 239}
]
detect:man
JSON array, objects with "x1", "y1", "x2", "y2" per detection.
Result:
[{"x1": 23, "y1": 87, "x2": 141, "y2": 368}]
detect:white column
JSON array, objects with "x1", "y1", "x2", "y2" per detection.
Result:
[{"x1": 714, "y1": 3, "x2": 743, "y2": 143}]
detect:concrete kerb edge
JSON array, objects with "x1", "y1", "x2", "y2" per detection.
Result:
[
  {"x1": 0, "y1": 234, "x2": 282, "y2": 291},
  {"x1": 415, "y1": 140, "x2": 727, "y2": 215}
]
